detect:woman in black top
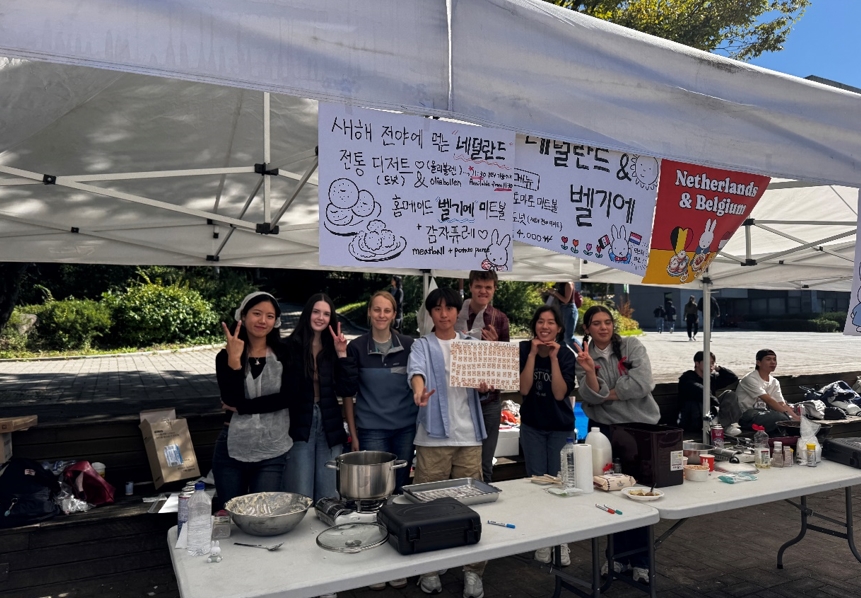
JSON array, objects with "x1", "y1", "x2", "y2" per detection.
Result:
[
  {"x1": 282, "y1": 293, "x2": 357, "y2": 501},
  {"x1": 213, "y1": 292, "x2": 293, "y2": 506},
  {"x1": 518, "y1": 305, "x2": 577, "y2": 476}
]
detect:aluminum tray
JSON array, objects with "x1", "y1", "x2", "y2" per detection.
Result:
[{"x1": 402, "y1": 477, "x2": 502, "y2": 505}]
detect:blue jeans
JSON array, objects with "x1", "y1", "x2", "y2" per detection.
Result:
[
  {"x1": 211, "y1": 427, "x2": 288, "y2": 507},
  {"x1": 654, "y1": 317, "x2": 664, "y2": 332},
  {"x1": 283, "y1": 404, "x2": 342, "y2": 501},
  {"x1": 357, "y1": 424, "x2": 416, "y2": 493},
  {"x1": 561, "y1": 303, "x2": 580, "y2": 350},
  {"x1": 519, "y1": 423, "x2": 575, "y2": 477}
]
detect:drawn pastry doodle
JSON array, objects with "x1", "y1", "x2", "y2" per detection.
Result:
[
  {"x1": 323, "y1": 178, "x2": 382, "y2": 236},
  {"x1": 667, "y1": 226, "x2": 693, "y2": 281},
  {"x1": 480, "y1": 230, "x2": 511, "y2": 272},
  {"x1": 348, "y1": 219, "x2": 406, "y2": 262},
  {"x1": 627, "y1": 155, "x2": 660, "y2": 191}
]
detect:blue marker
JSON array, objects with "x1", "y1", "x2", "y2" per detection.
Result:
[{"x1": 487, "y1": 520, "x2": 515, "y2": 529}]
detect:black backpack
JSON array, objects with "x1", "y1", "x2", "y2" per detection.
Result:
[{"x1": 0, "y1": 457, "x2": 61, "y2": 528}]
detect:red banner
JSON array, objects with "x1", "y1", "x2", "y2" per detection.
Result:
[{"x1": 642, "y1": 160, "x2": 770, "y2": 284}]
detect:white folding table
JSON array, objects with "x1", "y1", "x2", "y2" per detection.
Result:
[{"x1": 167, "y1": 479, "x2": 659, "y2": 598}]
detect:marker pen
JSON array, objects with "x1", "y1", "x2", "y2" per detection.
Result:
[{"x1": 487, "y1": 520, "x2": 516, "y2": 529}]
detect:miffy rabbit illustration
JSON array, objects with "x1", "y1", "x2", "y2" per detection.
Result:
[
  {"x1": 852, "y1": 264, "x2": 861, "y2": 332},
  {"x1": 481, "y1": 229, "x2": 511, "y2": 272},
  {"x1": 608, "y1": 225, "x2": 631, "y2": 264},
  {"x1": 696, "y1": 219, "x2": 716, "y2": 255}
]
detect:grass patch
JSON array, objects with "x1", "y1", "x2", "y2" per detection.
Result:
[{"x1": 0, "y1": 339, "x2": 222, "y2": 360}]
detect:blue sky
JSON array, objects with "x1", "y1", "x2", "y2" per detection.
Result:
[{"x1": 749, "y1": 1, "x2": 861, "y2": 89}]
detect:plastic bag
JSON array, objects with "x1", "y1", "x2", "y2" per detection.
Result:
[
  {"x1": 63, "y1": 461, "x2": 115, "y2": 506},
  {"x1": 54, "y1": 486, "x2": 92, "y2": 513},
  {"x1": 796, "y1": 417, "x2": 822, "y2": 465}
]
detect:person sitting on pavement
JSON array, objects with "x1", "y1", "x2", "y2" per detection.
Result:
[
  {"x1": 677, "y1": 351, "x2": 740, "y2": 436},
  {"x1": 409, "y1": 287, "x2": 490, "y2": 598},
  {"x1": 455, "y1": 270, "x2": 510, "y2": 484},
  {"x1": 729, "y1": 349, "x2": 800, "y2": 435},
  {"x1": 684, "y1": 295, "x2": 699, "y2": 341},
  {"x1": 519, "y1": 304, "x2": 577, "y2": 567}
]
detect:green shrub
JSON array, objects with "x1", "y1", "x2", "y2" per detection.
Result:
[
  {"x1": 0, "y1": 308, "x2": 39, "y2": 355},
  {"x1": 491, "y1": 281, "x2": 545, "y2": 328},
  {"x1": 820, "y1": 311, "x2": 848, "y2": 325},
  {"x1": 32, "y1": 299, "x2": 113, "y2": 350},
  {"x1": 578, "y1": 296, "x2": 641, "y2": 334},
  {"x1": 104, "y1": 281, "x2": 219, "y2": 346},
  {"x1": 758, "y1": 318, "x2": 840, "y2": 332},
  {"x1": 401, "y1": 312, "x2": 419, "y2": 336}
]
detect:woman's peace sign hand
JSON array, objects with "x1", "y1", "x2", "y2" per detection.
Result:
[
  {"x1": 329, "y1": 323, "x2": 348, "y2": 357},
  {"x1": 575, "y1": 340, "x2": 595, "y2": 372},
  {"x1": 222, "y1": 321, "x2": 244, "y2": 369}
]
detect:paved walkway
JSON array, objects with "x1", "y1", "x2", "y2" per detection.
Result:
[{"x1": 1, "y1": 328, "x2": 859, "y2": 422}]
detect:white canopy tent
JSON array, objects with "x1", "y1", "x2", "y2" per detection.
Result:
[{"x1": 0, "y1": 0, "x2": 858, "y2": 289}]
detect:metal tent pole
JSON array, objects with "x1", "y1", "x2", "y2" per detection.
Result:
[{"x1": 702, "y1": 280, "x2": 712, "y2": 444}]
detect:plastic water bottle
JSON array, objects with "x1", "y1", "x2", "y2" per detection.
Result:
[
  {"x1": 752, "y1": 425, "x2": 771, "y2": 469},
  {"x1": 560, "y1": 437, "x2": 577, "y2": 490},
  {"x1": 186, "y1": 482, "x2": 212, "y2": 556},
  {"x1": 584, "y1": 427, "x2": 612, "y2": 476}
]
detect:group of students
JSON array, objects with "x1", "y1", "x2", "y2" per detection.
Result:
[{"x1": 213, "y1": 273, "x2": 664, "y2": 597}]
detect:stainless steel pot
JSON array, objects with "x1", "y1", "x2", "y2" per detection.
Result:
[
  {"x1": 325, "y1": 451, "x2": 407, "y2": 500},
  {"x1": 683, "y1": 441, "x2": 713, "y2": 465}
]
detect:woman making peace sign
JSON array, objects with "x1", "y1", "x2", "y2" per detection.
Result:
[
  {"x1": 213, "y1": 292, "x2": 293, "y2": 506},
  {"x1": 282, "y1": 293, "x2": 357, "y2": 501}
]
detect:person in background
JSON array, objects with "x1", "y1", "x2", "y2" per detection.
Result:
[
  {"x1": 519, "y1": 304, "x2": 577, "y2": 566},
  {"x1": 664, "y1": 300, "x2": 676, "y2": 333},
  {"x1": 410, "y1": 287, "x2": 489, "y2": 598},
  {"x1": 653, "y1": 305, "x2": 665, "y2": 333},
  {"x1": 213, "y1": 292, "x2": 293, "y2": 507},
  {"x1": 342, "y1": 291, "x2": 414, "y2": 591},
  {"x1": 677, "y1": 351, "x2": 740, "y2": 436},
  {"x1": 576, "y1": 305, "x2": 660, "y2": 585},
  {"x1": 697, "y1": 295, "x2": 721, "y2": 332},
  {"x1": 545, "y1": 280, "x2": 582, "y2": 350},
  {"x1": 388, "y1": 275, "x2": 404, "y2": 332},
  {"x1": 731, "y1": 349, "x2": 799, "y2": 434},
  {"x1": 456, "y1": 270, "x2": 510, "y2": 484},
  {"x1": 282, "y1": 293, "x2": 356, "y2": 502},
  {"x1": 684, "y1": 295, "x2": 699, "y2": 341}
]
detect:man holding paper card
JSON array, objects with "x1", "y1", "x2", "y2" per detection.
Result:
[{"x1": 456, "y1": 270, "x2": 511, "y2": 484}]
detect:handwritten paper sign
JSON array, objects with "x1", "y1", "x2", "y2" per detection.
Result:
[
  {"x1": 844, "y1": 205, "x2": 861, "y2": 336},
  {"x1": 318, "y1": 103, "x2": 517, "y2": 271},
  {"x1": 642, "y1": 160, "x2": 770, "y2": 284},
  {"x1": 449, "y1": 340, "x2": 519, "y2": 391},
  {"x1": 512, "y1": 136, "x2": 659, "y2": 276}
]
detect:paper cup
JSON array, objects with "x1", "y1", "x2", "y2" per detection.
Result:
[
  {"x1": 92, "y1": 462, "x2": 106, "y2": 478},
  {"x1": 700, "y1": 455, "x2": 715, "y2": 472}
]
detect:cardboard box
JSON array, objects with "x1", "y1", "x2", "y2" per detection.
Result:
[
  {"x1": 494, "y1": 427, "x2": 521, "y2": 458},
  {"x1": 0, "y1": 415, "x2": 38, "y2": 433},
  {"x1": 139, "y1": 408, "x2": 200, "y2": 488},
  {"x1": 0, "y1": 433, "x2": 12, "y2": 464}
]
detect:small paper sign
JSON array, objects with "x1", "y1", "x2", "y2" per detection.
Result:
[{"x1": 449, "y1": 340, "x2": 519, "y2": 391}]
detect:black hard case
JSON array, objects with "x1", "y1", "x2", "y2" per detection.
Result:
[
  {"x1": 610, "y1": 422, "x2": 684, "y2": 488},
  {"x1": 377, "y1": 497, "x2": 482, "y2": 555},
  {"x1": 823, "y1": 438, "x2": 861, "y2": 468}
]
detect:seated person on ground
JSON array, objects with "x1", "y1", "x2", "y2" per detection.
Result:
[
  {"x1": 731, "y1": 349, "x2": 799, "y2": 435},
  {"x1": 677, "y1": 351, "x2": 739, "y2": 435}
]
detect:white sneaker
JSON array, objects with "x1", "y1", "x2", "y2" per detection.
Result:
[
  {"x1": 633, "y1": 567, "x2": 650, "y2": 584},
  {"x1": 559, "y1": 543, "x2": 571, "y2": 566},
  {"x1": 726, "y1": 423, "x2": 742, "y2": 437},
  {"x1": 419, "y1": 574, "x2": 442, "y2": 594},
  {"x1": 369, "y1": 582, "x2": 386, "y2": 590},
  {"x1": 534, "y1": 547, "x2": 552, "y2": 563},
  {"x1": 389, "y1": 579, "x2": 408, "y2": 588},
  {"x1": 600, "y1": 561, "x2": 628, "y2": 577},
  {"x1": 463, "y1": 571, "x2": 484, "y2": 598}
]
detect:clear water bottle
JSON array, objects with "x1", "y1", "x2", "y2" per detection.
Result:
[
  {"x1": 752, "y1": 425, "x2": 771, "y2": 469},
  {"x1": 560, "y1": 437, "x2": 577, "y2": 490},
  {"x1": 186, "y1": 482, "x2": 212, "y2": 556}
]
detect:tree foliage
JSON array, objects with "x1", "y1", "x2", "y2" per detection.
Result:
[{"x1": 549, "y1": 0, "x2": 810, "y2": 60}]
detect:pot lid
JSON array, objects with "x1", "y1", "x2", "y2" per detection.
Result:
[{"x1": 316, "y1": 522, "x2": 388, "y2": 553}]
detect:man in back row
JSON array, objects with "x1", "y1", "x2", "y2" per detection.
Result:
[
  {"x1": 678, "y1": 351, "x2": 739, "y2": 435},
  {"x1": 723, "y1": 349, "x2": 800, "y2": 434}
]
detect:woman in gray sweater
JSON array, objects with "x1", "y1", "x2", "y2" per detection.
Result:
[{"x1": 575, "y1": 305, "x2": 660, "y2": 585}]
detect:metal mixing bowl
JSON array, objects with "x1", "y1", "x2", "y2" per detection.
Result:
[
  {"x1": 224, "y1": 492, "x2": 313, "y2": 537},
  {"x1": 683, "y1": 441, "x2": 714, "y2": 465}
]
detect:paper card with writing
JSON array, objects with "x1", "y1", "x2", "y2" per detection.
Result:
[
  {"x1": 512, "y1": 136, "x2": 659, "y2": 276},
  {"x1": 449, "y1": 340, "x2": 519, "y2": 391},
  {"x1": 642, "y1": 160, "x2": 770, "y2": 284},
  {"x1": 318, "y1": 103, "x2": 516, "y2": 271}
]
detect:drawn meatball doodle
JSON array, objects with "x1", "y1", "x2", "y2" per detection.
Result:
[
  {"x1": 329, "y1": 178, "x2": 360, "y2": 209},
  {"x1": 353, "y1": 190, "x2": 376, "y2": 217}
]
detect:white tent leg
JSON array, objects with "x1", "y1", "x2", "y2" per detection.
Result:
[
  {"x1": 423, "y1": 271, "x2": 430, "y2": 298},
  {"x1": 702, "y1": 281, "x2": 712, "y2": 444},
  {"x1": 263, "y1": 92, "x2": 271, "y2": 224}
]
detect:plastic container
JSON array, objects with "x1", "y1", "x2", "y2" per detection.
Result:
[
  {"x1": 186, "y1": 482, "x2": 212, "y2": 556},
  {"x1": 753, "y1": 425, "x2": 771, "y2": 469},
  {"x1": 584, "y1": 427, "x2": 612, "y2": 476},
  {"x1": 377, "y1": 497, "x2": 481, "y2": 555},
  {"x1": 772, "y1": 441, "x2": 784, "y2": 468},
  {"x1": 91, "y1": 462, "x2": 106, "y2": 478},
  {"x1": 610, "y1": 423, "x2": 684, "y2": 488},
  {"x1": 560, "y1": 437, "x2": 577, "y2": 490}
]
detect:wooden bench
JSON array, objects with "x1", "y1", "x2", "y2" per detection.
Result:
[{"x1": 0, "y1": 409, "x2": 224, "y2": 598}]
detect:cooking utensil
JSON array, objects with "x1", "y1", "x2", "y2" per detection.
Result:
[
  {"x1": 234, "y1": 542, "x2": 284, "y2": 551},
  {"x1": 682, "y1": 441, "x2": 713, "y2": 465},
  {"x1": 402, "y1": 477, "x2": 502, "y2": 505},
  {"x1": 224, "y1": 492, "x2": 312, "y2": 537},
  {"x1": 325, "y1": 451, "x2": 407, "y2": 501}
]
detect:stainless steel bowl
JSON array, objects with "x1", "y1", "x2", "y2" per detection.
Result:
[
  {"x1": 224, "y1": 492, "x2": 313, "y2": 537},
  {"x1": 683, "y1": 441, "x2": 714, "y2": 465}
]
